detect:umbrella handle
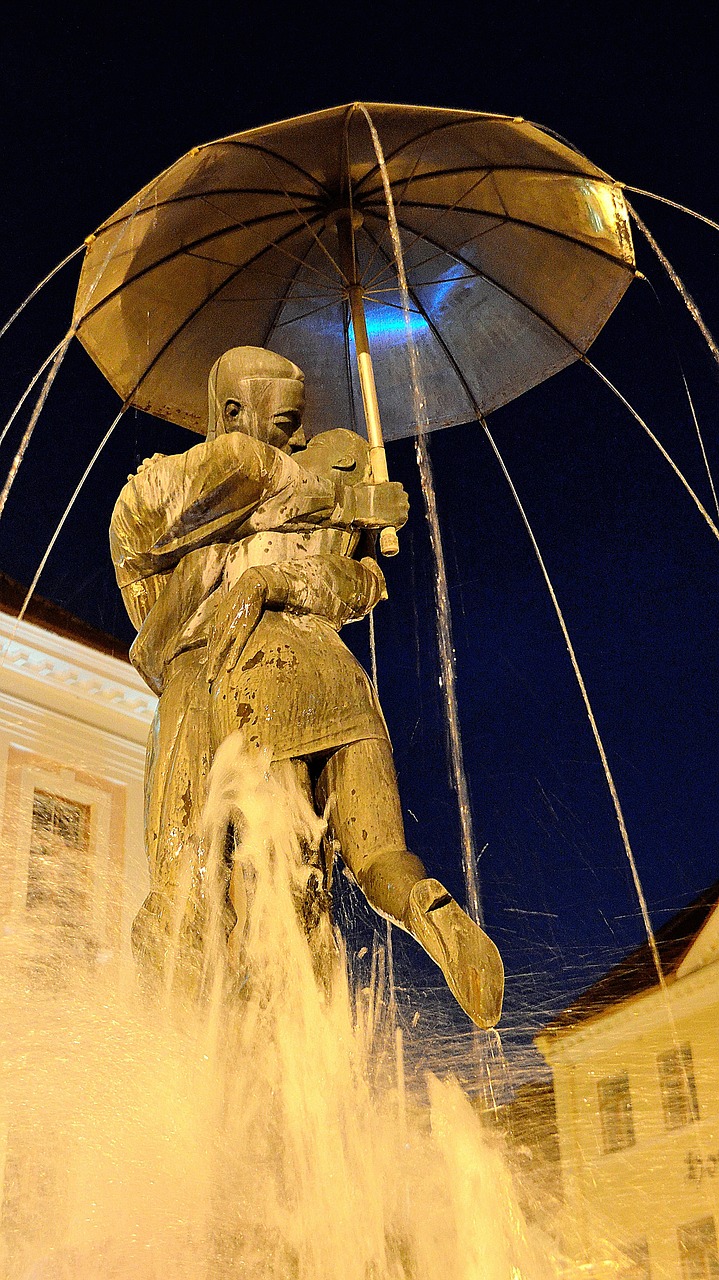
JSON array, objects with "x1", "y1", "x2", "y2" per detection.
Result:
[
  {"x1": 368, "y1": 440, "x2": 399, "y2": 557},
  {"x1": 380, "y1": 526, "x2": 400, "y2": 556}
]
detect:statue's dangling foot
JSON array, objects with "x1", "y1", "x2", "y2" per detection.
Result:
[{"x1": 405, "y1": 878, "x2": 504, "y2": 1029}]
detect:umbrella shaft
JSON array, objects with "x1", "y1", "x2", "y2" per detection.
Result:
[
  {"x1": 348, "y1": 285, "x2": 386, "y2": 475},
  {"x1": 338, "y1": 219, "x2": 398, "y2": 554}
]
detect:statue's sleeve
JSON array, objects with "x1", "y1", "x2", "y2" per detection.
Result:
[
  {"x1": 264, "y1": 554, "x2": 387, "y2": 628},
  {"x1": 110, "y1": 433, "x2": 338, "y2": 598}
]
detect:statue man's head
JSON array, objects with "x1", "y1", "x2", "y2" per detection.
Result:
[{"x1": 207, "y1": 346, "x2": 305, "y2": 451}]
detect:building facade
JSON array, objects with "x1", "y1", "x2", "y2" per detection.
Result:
[
  {"x1": 536, "y1": 886, "x2": 719, "y2": 1280},
  {"x1": 0, "y1": 597, "x2": 155, "y2": 1236},
  {"x1": 0, "y1": 602, "x2": 154, "y2": 964}
]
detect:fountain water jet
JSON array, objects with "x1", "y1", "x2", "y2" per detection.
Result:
[
  {"x1": 0, "y1": 735, "x2": 556, "y2": 1280},
  {"x1": 4, "y1": 104, "x2": 719, "y2": 1279}
]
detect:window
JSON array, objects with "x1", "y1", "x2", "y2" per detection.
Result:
[
  {"x1": 658, "y1": 1044, "x2": 700, "y2": 1130},
  {"x1": 598, "y1": 1073, "x2": 635, "y2": 1154},
  {"x1": 621, "y1": 1238, "x2": 651, "y2": 1280},
  {"x1": 27, "y1": 790, "x2": 91, "y2": 927},
  {"x1": 678, "y1": 1217, "x2": 719, "y2": 1280}
]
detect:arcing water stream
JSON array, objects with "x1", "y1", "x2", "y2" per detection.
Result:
[{"x1": 358, "y1": 106, "x2": 483, "y2": 929}]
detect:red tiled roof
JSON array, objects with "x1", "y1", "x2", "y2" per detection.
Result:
[{"x1": 540, "y1": 878, "x2": 719, "y2": 1038}]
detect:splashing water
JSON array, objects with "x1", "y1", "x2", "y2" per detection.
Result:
[{"x1": 0, "y1": 735, "x2": 556, "y2": 1279}]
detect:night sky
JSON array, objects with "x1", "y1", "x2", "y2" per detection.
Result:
[{"x1": 2, "y1": 3, "x2": 719, "y2": 1065}]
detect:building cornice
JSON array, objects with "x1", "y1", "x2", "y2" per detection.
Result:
[{"x1": 0, "y1": 610, "x2": 156, "y2": 743}]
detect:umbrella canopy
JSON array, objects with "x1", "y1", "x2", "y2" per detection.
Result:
[{"x1": 74, "y1": 103, "x2": 636, "y2": 441}]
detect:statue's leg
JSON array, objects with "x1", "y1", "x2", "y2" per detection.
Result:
[
  {"x1": 315, "y1": 737, "x2": 424, "y2": 925},
  {"x1": 133, "y1": 652, "x2": 212, "y2": 987},
  {"x1": 315, "y1": 738, "x2": 504, "y2": 1028}
]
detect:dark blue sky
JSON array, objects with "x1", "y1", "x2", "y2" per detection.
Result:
[{"x1": 1, "y1": 1, "x2": 718, "y2": 1061}]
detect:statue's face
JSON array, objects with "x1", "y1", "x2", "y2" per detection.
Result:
[{"x1": 221, "y1": 376, "x2": 305, "y2": 451}]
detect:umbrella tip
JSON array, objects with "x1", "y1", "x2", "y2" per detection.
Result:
[{"x1": 326, "y1": 207, "x2": 364, "y2": 233}]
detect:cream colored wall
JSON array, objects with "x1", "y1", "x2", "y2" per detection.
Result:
[
  {"x1": 0, "y1": 610, "x2": 156, "y2": 1222},
  {"x1": 537, "y1": 956, "x2": 719, "y2": 1279},
  {"x1": 0, "y1": 609, "x2": 155, "y2": 962}
]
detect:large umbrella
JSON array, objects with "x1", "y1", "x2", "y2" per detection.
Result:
[{"x1": 74, "y1": 102, "x2": 635, "y2": 452}]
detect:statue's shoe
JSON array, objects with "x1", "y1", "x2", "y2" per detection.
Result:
[{"x1": 406, "y1": 878, "x2": 504, "y2": 1029}]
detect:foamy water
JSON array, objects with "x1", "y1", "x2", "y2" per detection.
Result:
[{"x1": 0, "y1": 738, "x2": 556, "y2": 1279}]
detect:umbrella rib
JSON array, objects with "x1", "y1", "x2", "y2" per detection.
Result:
[
  {"x1": 217, "y1": 139, "x2": 333, "y2": 199},
  {"x1": 351, "y1": 114, "x2": 509, "y2": 194},
  {"x1": 390, "y1": 213, "x2": 585, "y2": 355},
  {"x1": 361, "y1": 224, "x2": 480, "y2": 417},
  {"x1": 364, "y1": 230, "x2": 506, "y2": 294},
  {"x1": 362, "y1": 295, "x2": 425, "y2": 314},
  {"x1": 365, "y1": 213, "x2": 611, "y2": 421},
  {"x1": 364, "y1": 242, "x2": 469, "y2": 294},
  {"x1": 352, "y1": 120, "x2": 602, "y2": 195},
  {"x1": 253, "y1": 148, "x2": 345, "y2": 283},
  {"x1": 358, "y1": 161, "x2": 610, "y2": 201},
  {"x1": 343, "y1": 297, "x2": 358, "y2": 434},
  {"x1": 273, "y1": 297, "x2": 348, "y2": 329},
  {"x1": 200, "y1": 258, "x2": 336, "y2": 289},
  {"x1": 261, "y1": 235, "x2": 331, "y2": 347},
  {"x1": 362, "y1": 212, "x2": 578, "y2": 356},
  {"x1": 116, "y1": 222, "x2": 327, "y2": 409},
  {"x1": 398, "y1": 215, "x2": 637, "y2": 403},
  {"x1": 365, "y1": 180, "x2": 623, "y2": 293},
  {"x1": 93, "y1": 188, "x2": 319, "y2": 236},
  {"x1": 389, "y1": 201, "x2": 631, "y2": 270},
  {"x1": 356, "y1": 130, "x2": 439, "y2": 287},
  {"x1": 211, "y1": 293, "x2": 339, "y2": 305},
  {"x1": 362, "y1": 173, "x2": 501, "y2": 291},
  {"x1": 186, "y1": 248, "x2": 340, "y2": 297},
  {"x1": 77, "y1": 211, "x2": 331, "y2": 327},
  {"x1": 219, "y1": 235, "x2": 339, "y2": 288}
]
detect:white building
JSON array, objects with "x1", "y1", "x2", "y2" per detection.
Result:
[
  {"x1": 0, "y1": 578, "x2": 154, "y2": 967},
  {"x1": 0, "y1": 580, "x2": 160, "y2": 1267},
  {"x1": 536, "y1": 884, "x2": 719, "y2": 1280}
]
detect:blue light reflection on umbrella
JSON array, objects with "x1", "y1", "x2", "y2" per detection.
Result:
[{"x1": 352, "y1": 262, "x2": 469, "y2": 341}]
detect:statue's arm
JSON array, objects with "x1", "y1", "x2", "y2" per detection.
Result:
[
  {"x1": 110, "y1": 433, "x2": 339, "y2": 585},
  {"x1": 207, "y1": 554, "x2": 387, "y2": 684},
  {"x1": 110, "y1": 433, "x2": 407, "y2": 632},
  {"x1": 262, "y1": 554, "x2": 387, "y2": 627}
]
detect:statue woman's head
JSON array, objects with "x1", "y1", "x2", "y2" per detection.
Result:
[{"x1": 207, "y1": 346, "x2": 306, "y2": 451}]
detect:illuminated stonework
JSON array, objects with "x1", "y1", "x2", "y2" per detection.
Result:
[
  {"x1": 536, "y1": 889, "x2": 719, "y2": 1278},
  {"x1": 0, "y1": 612, "x2": 156, "y2": 739},
  {"x1": 0, "y1": 607, "x2": 155, "y2": 957}
]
